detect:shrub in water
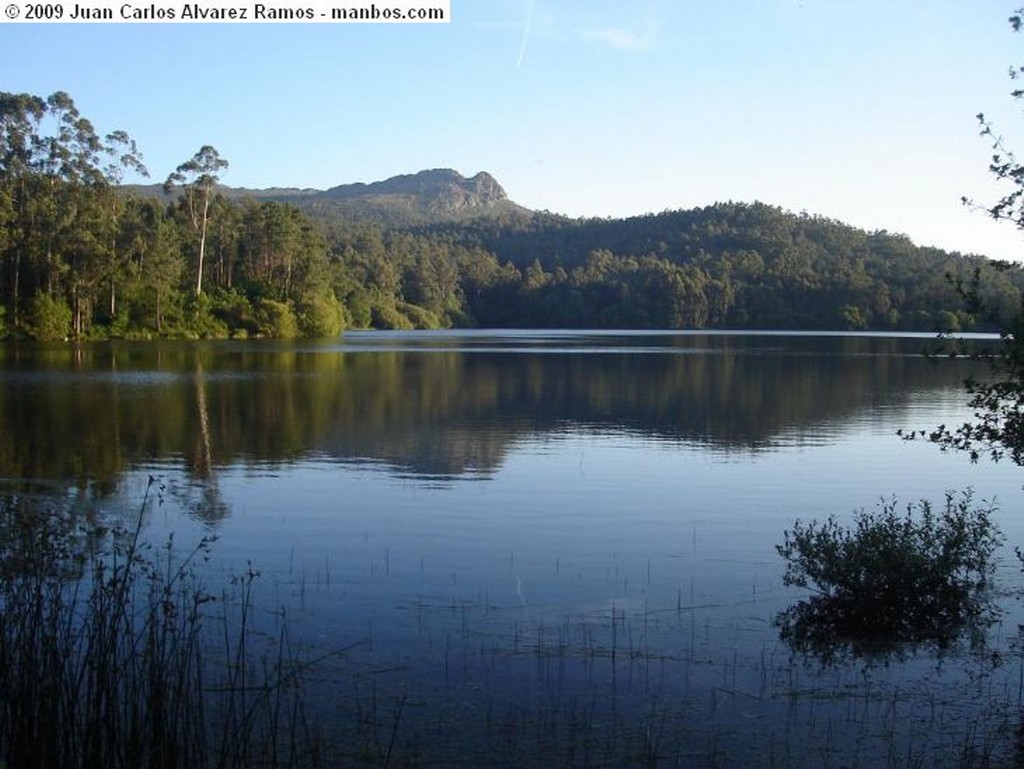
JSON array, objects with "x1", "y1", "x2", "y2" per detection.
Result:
[{"x1": 776, "y1": 490, "x2": 1002, "y2": 656}]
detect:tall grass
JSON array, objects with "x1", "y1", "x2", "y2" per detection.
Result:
[{"x1": 0, "y1": 477, "x2": 326, "y2": 769}]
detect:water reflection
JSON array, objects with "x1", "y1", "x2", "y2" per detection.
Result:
[
  {"x1": 776, "y1": 585, "x2": 1001, "y2": 666},
  {"x1": 1, "y1": 332, "x2": 1020, "y2": 766},
  {"x1": 0, "y1": 332, "x2": 993, "y2": 492}
]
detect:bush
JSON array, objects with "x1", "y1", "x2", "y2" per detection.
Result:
[
  {"x1": 343, "y1": 290, "x2": 372, "y2": 329},
  {"x1": 444, "y1": 307, "x2": 475, "y2": 328},
  {"x1": 29, "y1": 292, "x2": 72, "y2": 341},
  {"x1": 296, "y1": 289, "x2": 344, "y2": 338},
  {"x1": 776, "y1": 490, "x2": 1002, "y2": 656},
  {"x1": 254, "y1": 298, "x2": 299, "y2": 338},
  {"x1": 396, "y1": 301, "x2": 445, "y2": 329},
  {"x1": 934, "y1": 309, "x2": 962, "y2": 333},
  {"x1": 182, "y1": 295, "x2": 230, "y2": 340},
  {"x1": 370, "y1": 301, "x2": 414, "y2": 330},
  {"x1": 209, "y1": 289, "x2": 256, "y2": 336}
]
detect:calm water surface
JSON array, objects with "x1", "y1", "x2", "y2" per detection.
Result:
[{"x1": 4, "y1": 330, "x2": 1024, "y2": 767}]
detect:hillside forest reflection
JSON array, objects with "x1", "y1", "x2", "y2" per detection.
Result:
[{"x1": 0, "y1": 332, "x2": 990, "y2": 502}]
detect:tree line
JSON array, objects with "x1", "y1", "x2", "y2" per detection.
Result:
[
  {"x1": 0, "y1": 91, "x2": 347, "y2": 340},
  {"x1": 426, "y1": 204, "x2": 1024, "y2": 331},
  {"x1": 2, "y1": 90, "x2": 1021, "y2": 340}
]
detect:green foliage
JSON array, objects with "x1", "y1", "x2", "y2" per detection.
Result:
[
  {"x1": 396, "y1": 300, "x2": 443, "y2": 329},
  {"x1": 776, "y1": 491, "x2": 1002, "y2": 657},
  {"x1": 165, "y1": 145, "x2": 228, "y2": 299},
  {"x1": 1, "y1": 88, "x2": 1019, "y2": 340},
  {"x1": 341, "y1": 287, "x2": 372, "y2": 329},
  {"x1": 370, "y1": 301, "x2": 414, "y2": 330},
  {"x1": 435, "y1": 203, "x2": 1002, "y2": 331},
  {"x1": 208, "y1": 289, "x2": 255, "y2": 336},
  {"x1": 444, "y1": 306, "x2": 475, "y2": 328},
  {"x1": 838, "y1": 305, "x2": 867, "y2": 330},
  {"x1": 0, "y1": 305, "x2": 6, "y2": 339},
  {"x1": 28, "y1": 293, "x2": 72, "y2": 341},
  {"x1": 933, "y1": 309, "x2": 961, "y2": 333},
  {"x1": 254, "y1": 298, "x2": 299, "y2": 338},
  {"x1": 183, "y1": 296, "x2": 230, "y2": 340},
  {"x1": 296, "y1": 289, "x2": 344, "y2": 338}
]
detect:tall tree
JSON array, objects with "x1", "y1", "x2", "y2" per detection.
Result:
[
  {"x1": 0, "y1": 91, "x2": 147, "y2": 336},
  {"x1": 0, "y1": 92, "x2": 46, "y2": 325},
  {"x1": 164, "y1": 145, "x2": 228, "y2": 298},
  {"x1": 99, "y1": 129, "x2": 148, "y2": 318}
]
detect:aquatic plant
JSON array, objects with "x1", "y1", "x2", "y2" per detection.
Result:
[
  {"x1": 775, "y1": 490, "x2": 1003, "y2": 658},
  {"x1": 0, "y1": 477, "x2": 328, "y2": 769}
]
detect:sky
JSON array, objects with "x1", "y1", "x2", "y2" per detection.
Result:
[{"x1": 4, "y1": 1, "x2": 1024, "y2": 261}]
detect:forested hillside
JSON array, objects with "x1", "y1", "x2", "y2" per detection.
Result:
[
  {"x1": 1, "y1": 90, "x2": 1020, "y2": 340},
  {"x1": 426, "y1": 206, "x2": 1023, "y2": 330}
]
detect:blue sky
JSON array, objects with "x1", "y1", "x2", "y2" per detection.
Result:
[{"x1": 4, "y1": 1, "x2": 1024, "y2": 260}]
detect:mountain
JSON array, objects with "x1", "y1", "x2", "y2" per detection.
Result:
[
  {"x1": 123, "y1": 168, "x2": 530, "y2": 227},
  {"x1": 323, "y1": 169, "x2": 506, "y2": 207},
  {"x1": 304, "y1": 169, "x2": 528, "y2": 226}
]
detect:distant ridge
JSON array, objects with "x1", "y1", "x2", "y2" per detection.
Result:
[
  {"x1": 309, "y1": 168, "x2": 525, "y2": 224},
  {"x1": 323, "y1": 169, "x2": 507, "y2": 206},
  {"x1": 122, "y1": 168, "x2": 528, "y2": 226}
]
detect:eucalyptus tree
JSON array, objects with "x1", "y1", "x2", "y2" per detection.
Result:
[
  {"x1": 118, "y1": 198, "x2": 184, "y2": 333},
  {"x1": 238, "y1": 199, "x2": 306, "y2": 295},
  {"x1": 207, "y1": 194, "x2": 241, "y2": 291},
  {"x1": 0, "y1": 92, "x2": 46, "y2": 325},
  {"x1": 0, "y1": 90, "x2": 146, "y2": 336},
  {"x1": 98, "y1": 129, "x2": 148, "y2": 319},
  {"x1": 164, "y1": 145, "x2": 228, "y2": 299},
  {"x1": 145, "y1": 215, "x2": 185, "y2": 333},
  {"x1": 41, "y1": 94, "x2": 151, "y2": 336}
]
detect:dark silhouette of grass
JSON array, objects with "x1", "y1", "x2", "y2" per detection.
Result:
[{"x1": 0, "y1": 477, "x2": 328, "y2": 769}]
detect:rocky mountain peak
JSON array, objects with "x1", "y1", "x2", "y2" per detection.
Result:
[{"x1": 323, "y1": 168, "x2": 509, "y2": 212}]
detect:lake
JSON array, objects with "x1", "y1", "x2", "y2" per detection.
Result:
[{"x1": 3, "y1": 330, "x2": 1024, "y2": 767}]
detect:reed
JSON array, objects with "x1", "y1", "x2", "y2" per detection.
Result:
[
  {"x1": 0, "y1": 477, "x2": 329, "y2": 769},
  {"x1": 0, "y1": 479, "x2": 1016, "y2": 767}
]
